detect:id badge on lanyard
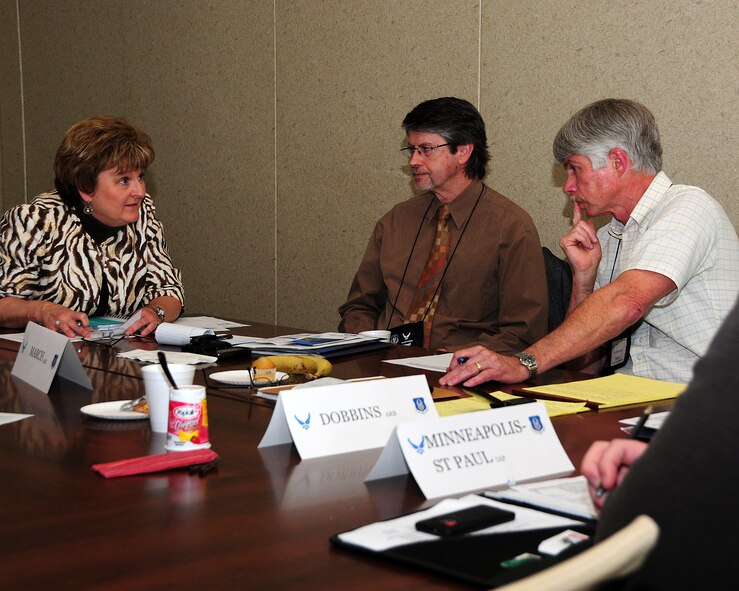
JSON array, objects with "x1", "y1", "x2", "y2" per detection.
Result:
[
  {"x1": 604, "y1": 226, "x2": 634, "y2": 372},
  {"x1": 389, "y1": 321, "x2": 424, "y2": 347},
  {"x1": 607, "y1": 331, "x2": 631, "y2": 370}
]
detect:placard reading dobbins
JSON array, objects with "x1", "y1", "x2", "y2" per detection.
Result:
[
  {"x1": 367, "y1": 403, "x2": 574, "y2": 499},
  {"x1": 258, "y1": 375, "x2": 437, "y2": 459}
]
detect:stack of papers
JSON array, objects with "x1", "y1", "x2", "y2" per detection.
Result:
[
  {"x1": 484, "y1": 476, "x2": 597, "y2": 521},
  {"x1": 335, "y1": 492, "x2": 586, "y2": 553},
  {"x1": 88, "y1": 312, "x2": 141, "y2": 335},
  {"x1": 228, "y1": 332, "x2": 385, "y2": 356},
  {"x1": 522, "y1": 373, "x2": 686, "y2": 409},
  {"x1": 88, "y1": 315, "x2": 128, "y2": 331}
]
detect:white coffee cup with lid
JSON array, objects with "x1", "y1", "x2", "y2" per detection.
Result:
[
  {"x1": 359, "y1": 330, "x2": 391, "y2": 343},
  {"x1": 141, "y1": 363, "x2": 196, "y2": 433}
]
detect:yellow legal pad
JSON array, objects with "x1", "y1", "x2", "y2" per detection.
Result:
[{"x1": 522, "y1": 372, "x2": 686, "y2": 409}]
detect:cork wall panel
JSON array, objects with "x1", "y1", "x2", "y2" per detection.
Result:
[
  {"x1": 276, "y1": 0, "x2": 482, "y2": 331},
  {"x1": 481, "y1": 1, "x2": 738, "y2": 254},
  {"x1": 124, "y1": 1, "x2": 275, "y2": 322},
  {"x1": 0, "y1": 0, "x2": 24, "y2": 211},
  {"x1": 18, "y1": 0, "x2": 127, "y2": 199}
]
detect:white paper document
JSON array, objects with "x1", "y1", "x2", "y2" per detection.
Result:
[
  {"x1": 154, "y1": 322, "x2": 214, "y2": 346},
  {"x1": 173, "y1": 316, "x2": 248, "y2": 329},
  {"x1": 0, "y1": 332, "x2": 83, "y2": 343},
  {"x1": 484, "y1": 475, "x2": 597, "y2": 520},
  {"x1": 116, "y1": 350, "x2": 217, "y2": 365},
  {"x1": 336, "y1": 493, "x2": 584, "y2": 552},
  {"x1": 382, "y1": 353, "x2": 453, "y2": 373},
  {"x1": 0, "y1": 413, "x2": 33, "y2": 426},
  {"x1": 620, "y1": 411, "x2": 669, "y2": 431}
]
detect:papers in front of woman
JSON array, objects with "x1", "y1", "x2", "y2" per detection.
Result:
[
  {"x1": 117, "y1": 350, "x2": 217, "y2": 364},
  {"x1": 154, "y1": 322, "x2": 214, "y2": 346},
  {"x1": 484, "y1": 476, "x2": 598, "y2": 521}
]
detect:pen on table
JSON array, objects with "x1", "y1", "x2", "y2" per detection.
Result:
[
  {"x1": 465, "y1": 386, "x2": 536, "y2": 408},
  {"x1": 595, "y1": 405, "x2": 653, "y2": 498},
  {"x1": 628, "y1": 405, "x2": 654, "y2": 441}
]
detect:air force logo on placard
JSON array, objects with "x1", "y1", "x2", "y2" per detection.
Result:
[
  {"x1": 412, "y1": 397, "x2": 428, "y2": 413},
  {"x1": 294, "y1": 413, "x2": 311, "y2": 430},
  {"x1": 529, "y1": 415, "x2": 544, "y2": 433},
  {"x1": 407, "y1": 437, "x2": 425, "y2": 455}
]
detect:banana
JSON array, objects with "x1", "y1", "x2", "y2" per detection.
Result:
[{"x1": 254, "y1": 355, "x2": 332, "y2": 379}]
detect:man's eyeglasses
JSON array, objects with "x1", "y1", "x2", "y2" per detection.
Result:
[{"x1": 400, "y1": 143, "x2": 451, "y2": 158}]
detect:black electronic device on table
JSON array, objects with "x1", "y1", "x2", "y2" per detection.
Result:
[
  {"x1": 415, "y1": 505, "x2": 515, "y2": 537},
  {"x1": 182, "y1": 334, "x2": 251, "y2": 360}
]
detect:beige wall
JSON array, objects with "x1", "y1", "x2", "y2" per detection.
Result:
[{"x1": 1, "y1": 0, "x2": 736, "y2": 331}]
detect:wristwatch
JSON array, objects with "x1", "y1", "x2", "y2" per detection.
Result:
[
  {"x1": 514, "y1": 352, "x2": 538, "y2": 381},
  {"x1": 148, "y1": 305, "x2": 165, "y2": 324}
]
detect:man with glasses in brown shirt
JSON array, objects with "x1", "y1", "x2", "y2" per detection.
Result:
[{"x1": 338, "y1": 97, "x2": 548, "y2": 353}]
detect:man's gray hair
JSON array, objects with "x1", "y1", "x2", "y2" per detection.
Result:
[{"x1": 553, "y1": 99, "x2": 662, "y2": 174}]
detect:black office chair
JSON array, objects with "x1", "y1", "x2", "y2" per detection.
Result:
[{"x1": 542, "y1": 247, "x2": 572, "y2": 333}]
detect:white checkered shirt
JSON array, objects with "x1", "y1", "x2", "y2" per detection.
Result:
[{"x1": 595, "y1": 172, "x2": 739, "y2": 383}]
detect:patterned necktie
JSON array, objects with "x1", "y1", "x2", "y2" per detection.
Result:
[{"x1": 406, "y1": 204, "x2": 451, "y2": 347}]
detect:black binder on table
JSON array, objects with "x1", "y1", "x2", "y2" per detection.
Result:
[{"x1": 330, "y1": 501, "x2": 595, "y2": 588}]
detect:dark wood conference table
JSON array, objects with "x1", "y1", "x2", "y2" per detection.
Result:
[{"x1": 0, "y1": 320, "x2": 659, "y2": 590}]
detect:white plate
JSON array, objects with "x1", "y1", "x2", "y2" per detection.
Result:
[
  {"x1": 80, "y1": 400, "x2": 148, "y2": 421},
  {"x1": 208, "y1": 370, "x2": 288, "y2": 386}
]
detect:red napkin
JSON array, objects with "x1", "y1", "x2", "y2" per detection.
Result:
[{"x1": 92, "y1": 449, "x2": 218, "y2": 479}]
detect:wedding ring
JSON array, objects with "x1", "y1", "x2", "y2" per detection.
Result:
[
  {"x1": 474, "y1": 361, "x2": 482, "y2": 372},
  {"x1": 54, "y1": 320, "x2": 62, "y2": 327}
]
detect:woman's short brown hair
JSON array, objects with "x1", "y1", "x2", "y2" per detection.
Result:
[{"x1": 54, "y1": 116, "x2": 155, "y2": 201}]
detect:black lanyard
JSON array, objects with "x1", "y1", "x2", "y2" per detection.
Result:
[{"x1": 385, "y1": 184, "x2": 486, "y2": 329}]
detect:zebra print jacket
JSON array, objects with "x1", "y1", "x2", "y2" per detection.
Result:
[{"x1": 0, "y1": 192, "x2": 184, "y2": 316}]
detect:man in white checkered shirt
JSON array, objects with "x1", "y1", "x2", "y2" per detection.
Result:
[{"x1": 440, "y1": 98, "x2": 739, "y2": 387}]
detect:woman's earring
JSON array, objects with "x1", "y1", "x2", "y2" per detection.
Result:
[{"x1": 83, "y1": 203, "x2": 93, "y2": 215}]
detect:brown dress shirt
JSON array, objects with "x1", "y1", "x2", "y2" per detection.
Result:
[{"x1": 338, "y1": 180, "x2": 548, "y2": 353}]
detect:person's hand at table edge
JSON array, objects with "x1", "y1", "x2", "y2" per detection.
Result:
[{"x1": 439, "y1": 345, "x2": 529, "y2": 386}]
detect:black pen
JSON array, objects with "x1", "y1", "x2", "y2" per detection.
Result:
[
  {"x1": 628, "y1": 405, "x2": 654, "y2": 441},
  {"x1": 465, "y1": 386, "x2": 536, "y2": 408},
  {"x1": 596, "y1": 405, "x2": 653, "y2": 498}
]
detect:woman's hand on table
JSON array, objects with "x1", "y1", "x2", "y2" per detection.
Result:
[
  {"x1": 37, "y1": 302, "x2": 92, "y2": 338},
  {"x1": 127, "y1": 306, "x2": 161, "y2": 337}
]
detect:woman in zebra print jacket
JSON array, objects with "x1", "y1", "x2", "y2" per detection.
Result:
[{"x1": 0, "y1": 116, "x2": 184, "y2": 338}]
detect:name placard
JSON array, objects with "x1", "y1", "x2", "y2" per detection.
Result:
[
  {"x1": 365, "y1": 402, "x2": 574, "y2": 499},
  {"x1": 258, "y1": 375, "x2": 437, "y2": 459},
  {"x1": 12, "y1": 322, "x2": 92, "y2": 393}
]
